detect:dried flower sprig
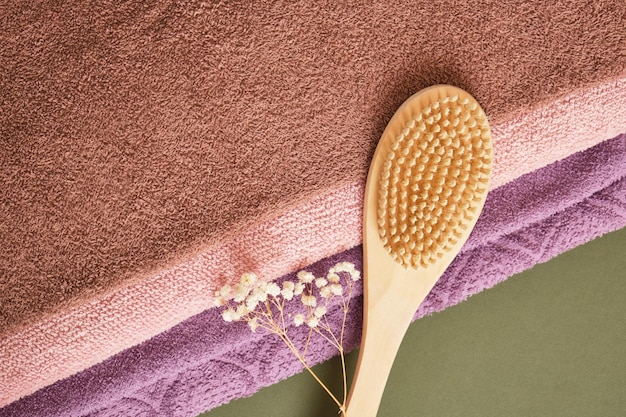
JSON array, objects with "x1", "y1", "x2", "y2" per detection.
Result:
[{"x1": 215, "y1": 262, "x2": 361, "y2": 414}]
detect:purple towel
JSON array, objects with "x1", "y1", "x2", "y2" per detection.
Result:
[{"x1": 2, "y1": 134, "x2": 626, "y2": 417}]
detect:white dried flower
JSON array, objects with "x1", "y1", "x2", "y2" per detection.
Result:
[
  {"x1": 307, "y1": 317, "x2": 319, "y2": 328},
  {"x1": 233, "y1": 283, "x2": 250, "y2": 302},
  {"x1": 213, "y1": 295, "x2": 227, "y2": 307},
  {"x1": 221, "y1": 309, "x2": 232, "y2": 322},
  {"x1": 301, "y1": 294, "x2": 317, "y2": 307},
  {"x1": 297, "y1": 271, "x2": 315, "y2": 284},
  {"x1": 266, "y1": 282, "x2": 281, "y2": 297},
  {"x1": 248, "y1": 317, "x2": 259, "y2": 332},
  {"x1": 246, "y1": 294, "x2": 260, "y2": 311},
  {"x1": 236, "y1": 304, "x2": 250, "y2": 318},
  {"x1": 282, "y1": 281, "x2": 295, "y2": 300},
  {"x1": 319, "y1": 286, "x2": 332, "y2": 299},
  {"x1": 314, "y1": 306, "x2": 327, "y2": 318},
  {"x1": 333, "y1": 262, "x2": 356, "y2": 274},
  {"x1": 240, "y1": 272, "x2": 258, "y2": 287},
  {"x1": 327, "y1": 272, "x2": 340, "y2": 284},
  {"x1": 350, "y1": 270, "x2": 361, "y2": 281},
  {"x1": 219, "y1": 285, "x2": 232, "y2": 299},
  {"x1": 294, "y1": 282, "x2": 305, "y2": 296},
  {"x1": 315, "y1": 278, "x2": 328, "y2": 288},
  {"x1": 329, "y1": 284, "x2": 343, "y2": 296},
  {"x1": 293, "y1": 313, "x2": 305, "y2": 326},
  {"x1": 251, "y1": 286, "x2": 268, "y2": 303},
  {"x1": 221, "y1": 308, "x2": 239, "y2": 322},
  {"x1": 281, "y1": 287, "x2": 294, "y2": 301}
]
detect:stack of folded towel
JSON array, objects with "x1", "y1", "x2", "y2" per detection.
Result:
[{"x1": 1, "y1": 1, "x2": 624, "y2": 416}]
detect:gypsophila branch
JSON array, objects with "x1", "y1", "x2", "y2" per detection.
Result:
[{"x1": 214, "y1": 262, "x2": 361, "y2": 415}]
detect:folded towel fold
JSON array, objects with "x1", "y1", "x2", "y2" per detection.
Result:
[{"x1": 3, "y1": 133, "x2": 625, "y2": 417}]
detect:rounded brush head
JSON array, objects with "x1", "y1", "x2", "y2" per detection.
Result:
[{"x1": 376, "y1": 87, "x2": 492, "y2": 269}]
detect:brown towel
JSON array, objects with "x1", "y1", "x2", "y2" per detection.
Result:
[{"x1": 1, "y1": 0, "x2": 625, "y2": 339}]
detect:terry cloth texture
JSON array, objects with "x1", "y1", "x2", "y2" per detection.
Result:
[
  {"x1": 3, "y1": 81, "x2": 626, "y2": 406},
  {"x1": 0, "y1": 87, "x2": 626, "y2": 404},
  {"x1": 2, "y1": 0, "x2": 626, "y2": 340},
  {"x1": 3, "y1": 134, "x2": 626, "y2": 417}
]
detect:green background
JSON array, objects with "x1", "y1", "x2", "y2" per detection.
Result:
[{"x1": 203, "y1": 227, "x2": 626, "y2": 417}]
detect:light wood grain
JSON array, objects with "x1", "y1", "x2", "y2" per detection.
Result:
[{"x1": 344, "y1": 85, "x2": 492, "y2": 417}]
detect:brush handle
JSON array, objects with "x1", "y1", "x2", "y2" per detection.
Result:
[
  {"x1": 344, "y1": 294, "x2": 415, "y2": 417},
  {"x1": 344, "y1": 253, "x2": 438, "y2": 417}
]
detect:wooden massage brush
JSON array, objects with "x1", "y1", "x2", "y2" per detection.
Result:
[{"x1": 345, "y1": 85, "x2": 493, "y2": 416}]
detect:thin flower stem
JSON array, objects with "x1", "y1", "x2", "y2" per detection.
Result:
[
  {"x1": 277, "y1": 332, "x2": 344, "y2": 410},
  {"x1": 302, "y1": 328, "x2": 313, "y2": 358},
  {"x1": 271, "y1": 296, "x2": 283, "y2": 315},
  {"x1": 218, "y1": 264, "x2": 361, "y2": 416},
  {"x1": 266, "y1": 299, "x2": 273, "y2": 321},
  {"x1": 273, "y1": 296, "x2": 287, "y2": 331},
  {"x1": 340, "y1": 348, "x2": 347, "y2": 408},
  {"x1": 340, "y1": 302, "x2": 349, "y2": 406},
  {"x1": 313, "y1": 324, "x2": 342, "y2": 351},
  {"x1": 255, "y1": 321, "x2": 279, "y2": 334},
  {"x1": 339, "y1": 281, "x2": 350, "y2": 408},
  {"x1": 321, "y1": 308, "x2": 342, "y2": 349}
]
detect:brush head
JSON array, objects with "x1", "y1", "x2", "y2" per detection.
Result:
[{"x1": 376, "y1": 88, "x2": 492, "y2": 269}]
